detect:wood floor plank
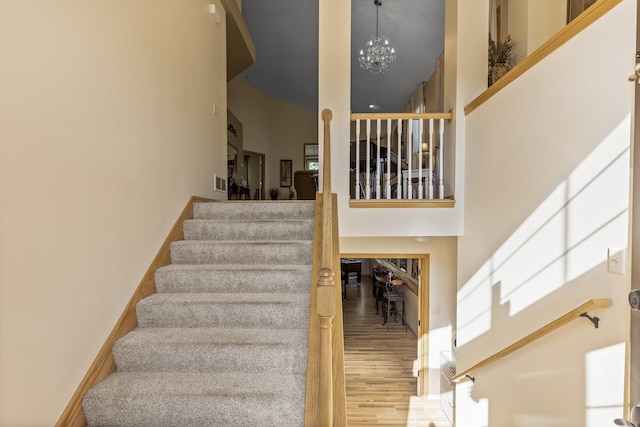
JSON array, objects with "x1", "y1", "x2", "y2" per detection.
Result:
[{"x1": 342, "y1": 275, "x2": 451, "y2": 426}]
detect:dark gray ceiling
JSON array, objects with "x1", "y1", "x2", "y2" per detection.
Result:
[{"x1": 237, "y1": 0, "x2": 445, "y2": 113}]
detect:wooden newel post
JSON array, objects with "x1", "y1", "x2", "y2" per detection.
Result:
[
  {"x1": 317, "y1": 267, "x2": 335, "y2": 426},
  {"x1": 321, "y1": 109, "x2": 332, "y2": 194}
]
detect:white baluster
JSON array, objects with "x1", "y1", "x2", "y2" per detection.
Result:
[
  {"x1": 397, "y1": 119, "x2": 402, "y2": 200},
  {"x1": 376, "y1": 119, "x2": 381, "y2": 199},
  {"x1": 429, "y1": 119, "x2": 434, "y2": 199},
  {"x1": 418, "y1": 118, "x2": 424, "y2": 200},
  {"x1": 366, "y1": 120, "x2": 371, "y2": 200},
  {"x1": 355, "y1": 119, "x2": 361, "y2": 200},
  {"x1": 408, "y1": 119, "x2": 414, "y2": 199},
  {"x1": 386, "y1": 119, "x2": 391, "y2": 199},
  {"x1": 439, "y1": 118, "x2": 444, "y2": 199}
]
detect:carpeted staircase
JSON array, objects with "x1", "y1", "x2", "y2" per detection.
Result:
[{"x1": 82, "y1": 200, "x2": 316, "y2": 426}]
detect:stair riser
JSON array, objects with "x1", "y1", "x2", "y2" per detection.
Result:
[
  {"x1": 113, "y1": 343, "x2": 308, "y2": 373},
  {"x1": 154, "y1": 268, "x2": 312, "y2": 294},
  {"x1": 194, "y1": 201, "x2": 315, "y2": 220},
  {"x1": 183, "y1": 220, "x2": 314, "y2": 241},
  {"x1": 84, "y1": 395, "x2": 304, "y2": 427},
  {"x1": 170, "y1": 241, "x2": 313, "y2": 265},
  {"x1": 136, "y1": 302, "x2": 310, "y2": 328}
]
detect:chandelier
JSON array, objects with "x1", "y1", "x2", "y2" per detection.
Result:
[{"x1": 358, "y1": 0, "x2": 396, "y2": 74}]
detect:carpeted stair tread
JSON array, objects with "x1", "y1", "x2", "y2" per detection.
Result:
[
  {"x1": 154, "y1": 264, "x2": 312, "y2": 294},
  {"x1": 83, "y1": 201, "x2": 314, "y2": 426},
  {"x1": 183, "y1": 219, "x2": 314, "y2": 241},
  {"x1": 194, "y1": 200, "x2": 315, "y2": 220},
  {"x1": 113, "y1": 328, "x2": 308, "y2": 373},
  {"x1": 169, "y1": 240, "x2": 313, "y2": 265},
  {"x1": 83, "y1": 371, "x2": 306, "y2": 426},
  {"x1": 136, "y1": 293, "x2": 310, "y2": 328}
]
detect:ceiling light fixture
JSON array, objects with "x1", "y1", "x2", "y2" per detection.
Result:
[{"x1": 359, "y1": 0, "x2": 396, "y2": 75}]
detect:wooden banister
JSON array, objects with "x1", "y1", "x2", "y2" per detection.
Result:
[
  {"x1": 452, "y1": 298, "x2": 613, "y2": 383},
  {"x1": 305, "y1": 109, "x2": 346, "y2": 426},
  {"x1": 317, "y1": 108, "x2": 334, "y2": 426},
  {"x1": 350, "y1": 110, "x2": 454, "y2": 121}
]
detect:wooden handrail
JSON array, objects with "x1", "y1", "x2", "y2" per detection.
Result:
[
  {"x1": 452, "y1": 298, "x2": 612, "y2": 383},
  {"x1": 305, "y1": 109, "x2": 346, "y2": 426},
  {"x1": 351, "y1": 110, "x2": 454, "y2": 122}
]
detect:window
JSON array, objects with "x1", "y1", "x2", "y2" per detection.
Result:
[{"x1": 304, "y1": 143, "x2": 319, "y2": 170}]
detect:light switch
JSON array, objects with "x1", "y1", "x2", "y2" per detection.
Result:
[{"x1": 607, "y1": 247, "x2": 626, "y2": 275}]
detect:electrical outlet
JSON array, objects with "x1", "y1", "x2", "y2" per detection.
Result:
[{"x1": 607, "y1": 247, "x2": 625, "y2": 275}]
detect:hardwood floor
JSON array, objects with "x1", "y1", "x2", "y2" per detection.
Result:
[{"x1": 342, "y1": 275, "x2": 450, "y2": 427}]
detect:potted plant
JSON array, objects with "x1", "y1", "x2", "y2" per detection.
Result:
[
  {"x1": 269, "y1": 188, "x2": 279, "y2": 200},
  {"x1": 488, "y1": 34, "x2": 516, "y2": 85}
]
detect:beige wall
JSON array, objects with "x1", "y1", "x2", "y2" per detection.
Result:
[
  {"x1": 227, "y1": 78, "x2": 318, "y2": 198},
  {"x1": 509, "y1": 0, "x2": 567, "y2": 60},
  {"x1": 457, "y1": 0, "x2": 635, "y2": 425},
  {"x1": 527, "y1": 0, "x2": 566, "y2": 54},
  {"x1": 0, "y1": 1, "x2": 227, "y2": 424}
]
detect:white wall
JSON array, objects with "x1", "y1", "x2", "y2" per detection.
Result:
[
  {"x1": 0, "y1": 1, "x2": 227, "y2": 424},
  {"x1": 227, "y1": 79, "x2": 318, "y2": 198},
  {"x1": 341, "y1": 237, "x2": 458, "y2": 398},
  {"x1": 457, "y1": 1, "x2": 635, "y2": 425}
]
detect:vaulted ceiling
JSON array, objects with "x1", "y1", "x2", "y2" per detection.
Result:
[{"x1": 237, "y1": 0, "x2": 445, "y2": 113}]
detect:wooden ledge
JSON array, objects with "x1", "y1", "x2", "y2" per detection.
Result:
[
  {"x1": 464, "y1": 0, "x2": 622, "y2": 116},
  {"x1": 452, "y1": 298, "x2": 613, "y2": 383},
  {"x1": 349, "y1": 198, "x2": 455, "y2": 209}
]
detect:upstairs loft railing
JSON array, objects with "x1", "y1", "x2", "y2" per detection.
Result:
[
  {"x1": 305, "y1": 109, "x2": 347, "y2": 426},
  {"x1": 350, "y1": 111, "x2": 454, "y2": 205}
]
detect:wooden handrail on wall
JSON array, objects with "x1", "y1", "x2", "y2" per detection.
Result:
[
  {"x1": 452, "y1": 298, "x2": 612, "y2": 383},
  {"x1": 305, "y1": 109, "x2": 347, "y2": 426}
]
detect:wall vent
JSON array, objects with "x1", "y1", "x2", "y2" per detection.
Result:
[
  {"x1": 214, "y1": 174, "x2": 227, "y2": 192},
  {"x1": 440, "y1": 351, "x2": 456, "y2": 426}
]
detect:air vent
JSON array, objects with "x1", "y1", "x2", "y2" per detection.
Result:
[
  {"x1": 440, "y1": 351, "x2": 456, "y2": 426},
  {"x1": 214, "y1": 174, "x2": 227, "y2": 192}
]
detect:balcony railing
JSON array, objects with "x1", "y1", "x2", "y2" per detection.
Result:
[{"x1": 350, "y1": 111, "x2": 453, "y2": 203}]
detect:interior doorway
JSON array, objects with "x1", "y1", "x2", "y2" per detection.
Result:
[
  {"x1": 340, "y1": 254, "x2": 430, "y2": 396},
  {"x1": 244, "y1": 150, "x2": 265, "y2": 200}
]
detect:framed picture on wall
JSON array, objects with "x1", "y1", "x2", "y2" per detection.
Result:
[{"x1": 280, "y1": 159, "x2": 292, "y2": 187}]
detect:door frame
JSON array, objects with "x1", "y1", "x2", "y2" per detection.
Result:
[
  {"x1": 628, "y1": 6, "x2": 640, "y2": 413},
  {"x1": 244, "y1": 150, "x2": 266, "y2": 200},
  {"x1": 340, "y1": 253, "x2": 430, "y2": 396}
]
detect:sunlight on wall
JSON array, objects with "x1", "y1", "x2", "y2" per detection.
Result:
[
  {"x1": 458, "y1": 116, "x2": 630, "y2": 346},
  {"x1": 428, "y1": 325, "x2": 453, "y2": 399},
  {"x1": 429, "y1": 325, "x2": 453, "y2": 367},
  {"x1": 456, "y1": 381, "x2": 489, "y2": 427},
  {"x1": 585, "y1": 342, "x2": 625, "y2": 427}
]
